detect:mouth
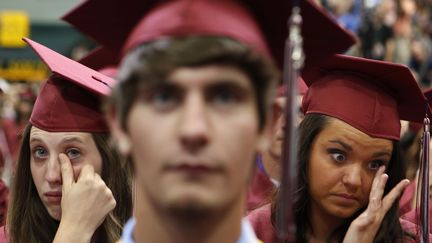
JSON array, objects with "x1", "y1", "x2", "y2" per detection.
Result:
[
  {"x1": 166, "y1": 162, "x2": 221, "y2": 176},
  {"x1": 44, "y1": 192, "x2": 62, "y2": 205},
  {"x1": 332, "y1": 193, "x2": 359, "y2": 203}
]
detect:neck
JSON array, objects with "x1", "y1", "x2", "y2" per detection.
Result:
[
  {"x1": 307, "y1": 202, "x2": 345, "y2": 243},
  {"x1": 134, "y1": 186, "x2": 245, "y2": 243}
]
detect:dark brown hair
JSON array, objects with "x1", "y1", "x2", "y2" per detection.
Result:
[{"x1": 6, "y1": 124, "x2": 132, "y2": 243}]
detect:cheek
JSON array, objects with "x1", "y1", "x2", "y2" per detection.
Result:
[
  {"x1": 269, "y1": 121, "x2": 284, "y2": 151},
  {"x1": 88, "y1": 156, "x2": 103, "y2": 175},
  {"x1": 127, "y1": 108, "x2": 163, "y2": 174},
  {"x1": 71, "y1": 157, "x2": 103, "y2": 180},
  {"x1": 30, "y1": 162, "x2": 43, "y2": 188},
  {"x1": 126, "y1": 108, "x2": 166, "y2": 186},
  {"x1": 214, "y1": 112, "x2": 259, "y2": 179},
  {"x1": 308, "y1": 149, "x2": 339, "y2": 196},
  {"x1": 360, "y1": 174, "x2": 375, "y2": 203},
  {"x1": 127, "y1": 105, "x2": 161, "y2": 148},
  {"x1": 273, "y1": 117, "x2": 284, "y2": 136}
]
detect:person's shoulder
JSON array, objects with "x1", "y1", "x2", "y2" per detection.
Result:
[
  {"x1": 400, "y1": 217, "x2": 417, "y2": 234},
  {"x1": 247, "y1": 203, "x2": 271, "y2": 224},
  {"x1": 247, "y1": 169, "x2": 275, "y2": 211},
  {"x1": 399, "y1": 217, "x2": 432, "y2": 243},
  {"x1": 247, "y1": 203, "x2": 278, "y2": 243},
  {"x1": 0, "y1": 225, "x2": 8, "y2": 243}
]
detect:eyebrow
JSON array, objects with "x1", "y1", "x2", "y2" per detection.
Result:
[
  {"x1": 206, "y1": 80, "x2": 250, "y2": 92},
  {"x1": 329, "y1": 139, "x2": 392, "y2": 158},
  {"x1": 144, "y1": 79, "x2": 251, "y2": 94},
  {"x1": 328, "y1": 139, "x2": 352, "y2": 151},
  {"x1": 139, "y1": 82, "x2": 182, "y2": 95}
]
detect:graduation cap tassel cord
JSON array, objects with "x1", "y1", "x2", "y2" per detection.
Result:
[
  {"x1": 418, "y1": 116, "x2": 430, "y2": 243},
  {"x1": 276, "y1": 3, "x2": 304, "y2": 241}
]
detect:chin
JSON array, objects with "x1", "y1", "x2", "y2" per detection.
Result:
[
  {"x1": 47, "y1": 208, "x2": 61, "y2": 221},
  {"x1": 166, "y1": 198, "x2": 216, "y2": 220},
  {"x1": 326, "y1": 206, "x2": 360, "y2": 219},
  {"x1": 164, "y1": 190, "x2": 227, "y2": 219}
]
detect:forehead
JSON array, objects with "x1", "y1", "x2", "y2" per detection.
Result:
[
  {"x1": 317, "y1": 117, "x2": 393, "y2": 150},
  {"x1": 29, "y1": 126, "x2": 93, "y2": 144},
  {"x1": 164, "y1": 65, "x2": 252, "y2": 89}
]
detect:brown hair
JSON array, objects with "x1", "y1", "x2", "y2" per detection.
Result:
[
  {"x1": 400, "y1": 129, "x2": 422, "y2": 181},
  {"x1": 107, "y1": 36, "x2": 278, "y2": 132},
  {"x1": 6, "y1": 124, "x2": 133, "y2": 243}
]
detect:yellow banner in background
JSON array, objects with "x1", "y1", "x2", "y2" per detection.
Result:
[
  {"x1": 0, "y1": 11, "x2": 29, "y2": 48},
  {"x1": 0, "y1": 60, "x2": 48, "y2": 82}
]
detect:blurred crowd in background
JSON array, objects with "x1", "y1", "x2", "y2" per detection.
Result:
[{"x1": 325, "y1": 0, "x2": 432, "y2": 86}]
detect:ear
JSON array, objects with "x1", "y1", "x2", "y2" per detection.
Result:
[{"x1": 105, "y1": 103, "x2": 132, "y2": 156}]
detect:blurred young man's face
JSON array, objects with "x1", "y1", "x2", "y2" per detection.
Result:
[{"x1": 113, "y1": 64, "x2": 269, "y2": 215}]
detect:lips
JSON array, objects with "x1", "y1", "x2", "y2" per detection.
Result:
[
  {"x1": 172, "y1": 164, "x2": 217, "y2": 174},
  {"x1": 165, "y1": 159, "x2": 223, "y2": 177},
  {"x1": 332, "y1": 193, "x2": 359, "y2": 204},
  {"x1": 44, "y1": 191, "x2": 62, "y2": 204},
  {"x1": 335, "y1": 193, "x2": 358, "y2": 200}
]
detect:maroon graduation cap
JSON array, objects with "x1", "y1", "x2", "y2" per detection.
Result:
[
  {"x1": 78, "y1": 46, "x2": 119, "y2": 72},
  {"x1": 62, "y1": 0, "x2": 356, "y2": 70},
  {"x1": 302, "y1": 54, "x2": 428, "y2": 140},
  {"x1": 24, "y1": 38, "x2": 116, "y2": 132},
  {"x1": 78, "y1": 46, "x2": 118, "y2": 78}
]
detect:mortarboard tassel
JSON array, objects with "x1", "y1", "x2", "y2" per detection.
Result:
[
  {"x1": 417, "y1": 114, "x2": 430, "y2": 243},
  {"x1": 276, "y1": 2, "x2": 304, "y2": 242}
]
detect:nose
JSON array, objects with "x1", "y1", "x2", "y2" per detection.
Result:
[
  {"x1": 178, "y1": 92, "x2": 210, "y2": 153},
  {"x1": 45, "y1": 155, "x2": 62, "y2": 185},
  {"x1": 342, "y1": 164, "x2": 362, "y2": 191}
]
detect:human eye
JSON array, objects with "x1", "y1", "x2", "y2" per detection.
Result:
[
  {"x1": 148, "y1": 85, "x2": 180, "y2": 110},
  {"x1": 213, "y1": 89, "x2": 237, "y2": 104},
  {"x1": 32, "y1": 146, "x2": 48, "y2": 160},
  {"x1": 327, "y1": 148, "x2": 347, "y2": 163},
  {"x1": 367, "y1": 160, "x2": 385, "y2": 171},
  {"x1": 66, "y1": 148, "x2": 81, "y2": 160},
  {"x1": 209, "y1": 84, "x2": 243, "y2": 106}
]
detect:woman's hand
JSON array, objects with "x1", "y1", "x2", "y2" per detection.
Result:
[
  {"x1": 53, "y1": 153, "x2": 116, "y2": 243},
  {"x1": 343, "y1": 166, "x2": 410, "y2": 243}
]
